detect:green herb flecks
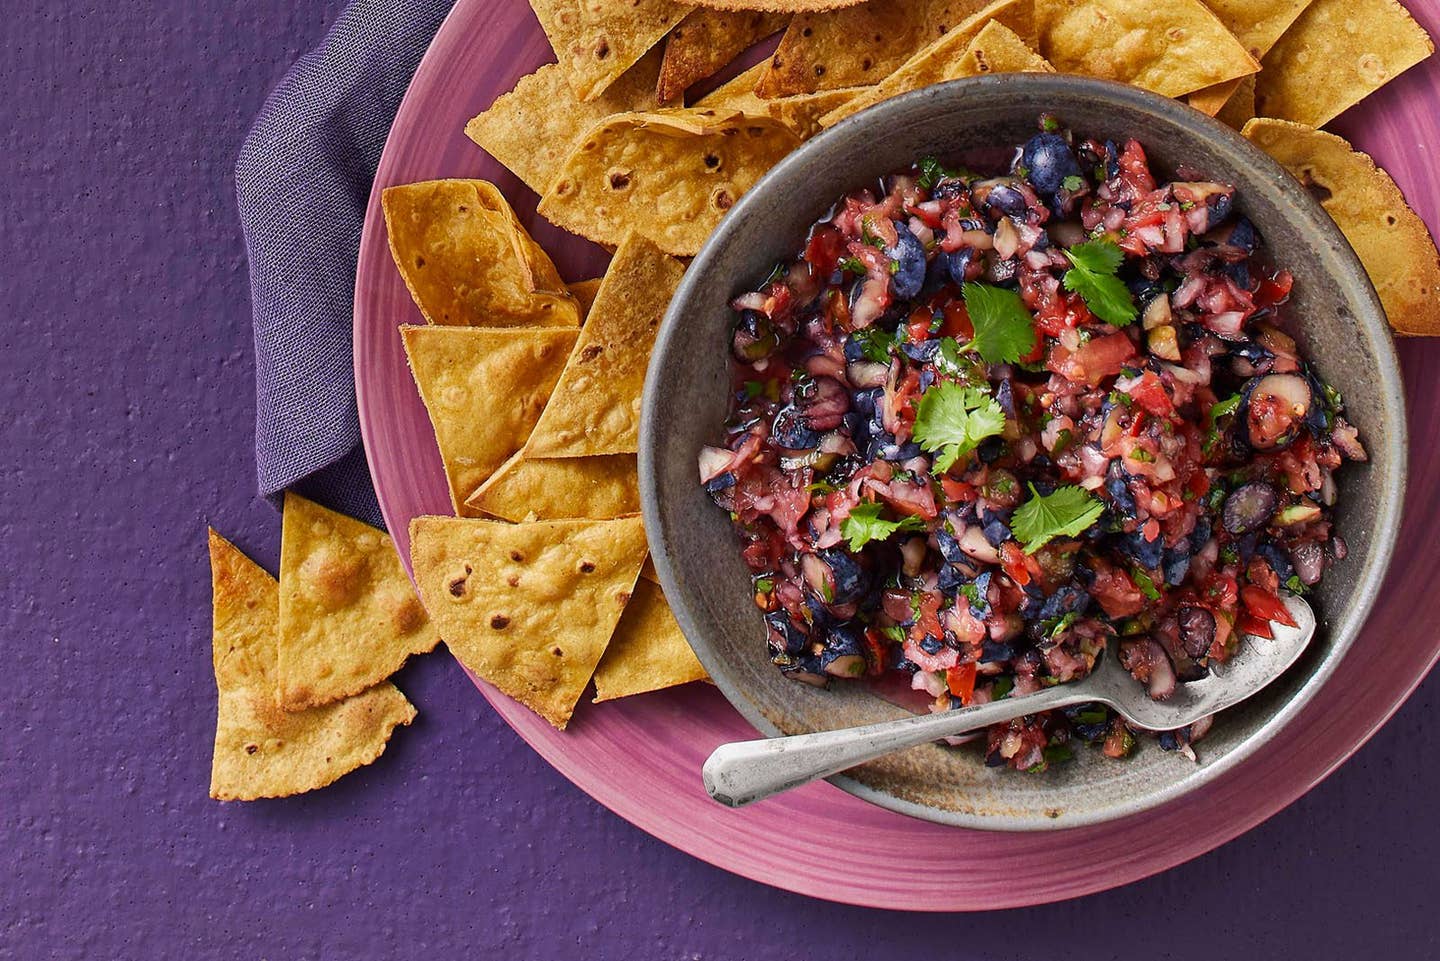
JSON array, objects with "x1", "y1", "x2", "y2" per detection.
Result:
[
  {"x1": 1011, "y1": 484, "x2": 1105, "y2": 553},
  {"x1": 1062, "y1": 239, "x2": 1137, "y2": 327}
]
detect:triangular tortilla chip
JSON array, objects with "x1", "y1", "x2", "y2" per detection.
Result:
[
  {"x1": 409, "y1": 515, "x2": 649, "y2": 728},
  {"x1": 640, "y1": 555, "x2": 661, "y2": 584},
  {"x1": 208, "y1": 530, "x2": 415, "y2": 801},
  {"x1": 692, "y1": 0, "x2": 866, "y2": 8},
  {"x1": 523, "y1": 234, "x2": 684, "y2": 457},
  {"x1": 276, "y1": 493, "x2": 440, "y2": 710},
  {"x1": 528, "y1": 0, "x2": 690, "y2": 102},
  {"x1": 382, "y1": 180, "x2": 579, "y2": 328},
  {"x1": 463, "y1": 452, "x2": 641, "y2": 521},
  {"x1": 1255, "y1": 0, "x2": 1432, "y2": 128},
  {"x1": 1185, "y1": 0, "x2": 1313, "y2": 118},
  {"x1": 593, "y1": 579, "x2": 708, "y2": 701},
  {"x1": 538, "y1": 110, "x2": 801, "y2": 255},
  {"x1": 819, "y1": 4, "x2": 1044, "y2": 127},
  {"x1": 659, "y1": 9, "x2": 789, "y2": 102},
  {"x1": 1242, "y1": 119, "x2": 1440, "y2": 337},
  {"x1": 695, "y1": 61, "x2": 771, "y2": 112},
  {"x1": 1215, "y1": 74, "x2": 1257, "y2": 130},
  {"x1": 567, "y1": 278, "x2": 604, "y2": 319},
  {"x1": 1036, "y1": 0, "x2": 1258, "y2": 98},
  {"x1": 401, "y1": 325, "x2": 578, "y2": 513},
  {"x1": 756, "y1": 0, "x2": 1007, "y2": 97},
  {"x1": 465, "y1": 50, "x2": 663, "y2": 196}
]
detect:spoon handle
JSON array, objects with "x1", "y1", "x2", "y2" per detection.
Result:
[{"x1": 703, "y1": 682, "x2": 1100, "y2": 807}]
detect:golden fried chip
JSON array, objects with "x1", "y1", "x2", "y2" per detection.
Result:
[
  {"x1": 691, "y1": 0, "x2": 865, "y2": 9},
  {"x1": 1187, "y1": 79, "x2": 1241, "y2": 116},
  {"x1": 401, "y1": 325, "x2": 578, "y2": 513},
  {"x1": 463, "y1": 452, "x2": 641, "y2": 521},
  {"x1": 524, "y1": 234, "x2": 685, "y2": 457},
  {"x1": 382, "y1": 180, "x2": 579, "y2": 327},
  {"x1": 1215, "y1": 73, "x2": 1257, "y2": 129},
  {"x1": 593, "y1": 579, "x2": 708, "y2": 701},
  {"x1": 538, "y1": 110, "x2": 801, "y2": 255},
  {"x1": 659, "y1": 9, "x2": 789, "y2": 102},
  {"x1": 465, "y1": 50, "x2": 663, "y2": 196},
  {"x1": 528, "y1": 0, "x2": 690, "y2": 102},
  {"x1": 567, "y1": 278, "x2": 604, "y2": 319},
  {"x1": 276, "y1": 493, "x2": 440, "y2": 710},
  {"x1": 640, "y1": 555, "x2": 661, "y2": 584},
  {"x1": 695, "y1": 61, "x2": 770, "y2": 112},
  {"x1": 757, "y1": 0, "x2": 1011, "y2": 97},
  {"x1": 1242, "y1": 119, "x2": 1440, "y2": 337},
  {"x1": 1036, "y1": 0, "x2": 1258, "y2": 98},
  {"x1": 1255, "y1": 0, "x2": 1432, "y2": 128},
  {"x1": 409, "y1": 515, "x2": 649, "y2": 728},
  {"x1": 820, "y1": 10, "x2": 1047, "y2": 127},
  {"x1": 208, "y1": 530, "x2": 415, "y2": 801}
]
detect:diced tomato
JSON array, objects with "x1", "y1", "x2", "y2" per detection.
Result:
[
  {"x1": 946, "y1": 662, "x2": 978, "y2": 704},
  {"x1": 1117, "y1": 139, "x2": 1157, "y2": 193},
  {"x1": 861, "y1": 628, "x2": 889, "y2": 677},
  {"x1": 939, "y1": 300, "x2": 975, "y2": 341},
  {"x1": 1254, "y1": 270, "x2": 1293, "y2": 309},
  {"x1": 1090, "y1": 562, "x2": 1146, "y2": 618},
  {"x1": 1237, "y1": 613, "x2": 1274, "y2": 639},
  {"x1": 941, "y1": 476, "x2": 978, "y2": 501},
  {"x1": 1074, "y1": 331, "x2": 1138, "y2": 385},
  {"x1": 1130, "y1": 371, "x2": 1173, "y2": 416},
  {"x1": 804, "y1": 223, "x2": 846, "y2": 279},
  {"x1": 1203, "y1": 570, "x2": 1239, "y2": 611},
  {"x1": 907, "y1": 307, "x2": 936, "y2": 343},
  {"x1": 999, "y1": 542, "x2": 1032, "y2": 587},
  {"x1": 910, "y1": 592, "x2": 943, "y2": 642},
  {"x1": 1240, "y1": 585, "x2": 1297, "y2": 628}
]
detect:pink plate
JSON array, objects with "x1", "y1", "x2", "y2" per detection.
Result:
[{"x1": 355, "y1": 0, "x2": 1440, "y2": 910}]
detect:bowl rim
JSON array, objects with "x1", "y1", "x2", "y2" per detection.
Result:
[{"x1": 640, "y1": 73, "x2": 1407, "y2": 831}]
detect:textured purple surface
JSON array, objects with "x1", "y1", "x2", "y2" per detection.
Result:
[{"x1": 2, "y1": 1, "x2": 1438, "y2": 958}]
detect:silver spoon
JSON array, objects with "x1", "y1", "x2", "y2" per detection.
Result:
[{"x1": 704, "y1": 594, "x2": 1315, "y2": 808}]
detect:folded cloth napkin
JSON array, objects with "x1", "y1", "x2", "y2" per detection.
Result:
[{"x1": 235, "y1": 0, "x2": 453, "y2": 527}]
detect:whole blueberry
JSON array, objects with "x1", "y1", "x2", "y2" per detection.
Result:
[{"x1": 1020, "y1": 132, "x2": 1083, "y2": 198}]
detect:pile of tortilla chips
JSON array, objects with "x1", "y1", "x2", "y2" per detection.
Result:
[
  {"x1": 207, "y1": 495, "x2": 438, "y2": 800},
  {"x1": 386, "y1": 212, "x2": 709, "y2": 730},
  {"x1": 373, "y1": 0, "x2": 1439, "y2": 733}
]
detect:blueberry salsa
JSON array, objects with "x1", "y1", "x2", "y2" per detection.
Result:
[{"x1": 698, "y1": 115, "x2": 1366, "y2": 772}]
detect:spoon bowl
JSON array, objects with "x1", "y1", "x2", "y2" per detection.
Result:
[{"x1": 704, "y1": 596, "x2": 1316, "y2": 809}]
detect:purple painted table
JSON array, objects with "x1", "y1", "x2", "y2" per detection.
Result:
[{"x1": 2, "y1": 0, "x2": 1437, "y2": 957}]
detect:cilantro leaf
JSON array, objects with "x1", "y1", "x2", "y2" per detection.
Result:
[
  {"x1": 1132, "y1": 568, "x2": 1161, "y2": 601},
  {"x1": 911, "y1": 381, "x2": 1007, "y2": 472},
  {"x1": 839, "y1": 502, "x2": 926, "y2": 552},
  {"x1": 837, "y1": 256, "x2": 867, "y2": 275},
  {"x1": 960, "y1": 283, "x2": 1037, "y2": 365},
  {"x1": 1061, "y1": 174, "x2": 1085, "y2": 192},
  {"x1": 1011, "y1": 483, "x2": 1105, "y2": 553},
  {"x1": 1062, "y1": 239, "x2": 1137, "y2": 327},
  {"x1": 916, "y1": 156, "x2": 955, "y2": 190},
  {"x1": 848, "y1": 326, "x2": 895, "y2": 364}
]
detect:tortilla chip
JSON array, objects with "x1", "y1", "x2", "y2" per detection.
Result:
[
  {"x1": 465, "y1": 50, "x2": 663, "y2": 196},
  {"x1": 757, "y1": 0, "x2": 1010, "y2": 97},
  {"x1": 593, "y1": 579, "x2": 708, "y2": 701},
  {"x1": 275, "y1": 493, "x2": 440, "y2": 710},
  {"x1": 524, "y1": 234, "x2": 685, "y2": 457},
  {"x1": 820, "y1": 8, "x2": 1047, "y2": 127},
  {"x1": 463, "y1": 452, "x2": 641, "y2": 521},
  {"x1": 401, "y1": 325, "x2": 578, "y2": 513},
  {"x1": 695, "y1": 61, "x2": 770, "y2": 112},
  {"x1": 1204, "y1": 0, "x2": 1314, "y2": 56},
  {"x1": 1215, "y1": 73, "x2": 1257, "y2": 129},
  {"x1": 382, "y1": 180, "x2": 579, "y2": 328},
  {"x1": 528, "y1": 0, "x2": 689, "y2": 102},
  {"x1": 208, "y1": 530, "x2": 415, "y2": 801},
  {"x1": 659, "y1": 9, "x2": 789, "y2": 102},
  {"x1": 1242, "y1": 119, "x2": 1440, "y2": 337},
  {"x1": 567, "y1": 278, "x2": 604, "y2": 319},
  {"x1": 1255, "y1": 0, "x2": 1433, "y2": 128},
  {"x1": 691, "y1": 0, "x2": 866, "y2": 9},
  {"x1": 1187, "y1": 79, "x2": 1241, "y2": 116},
  {"x1": 640, "y1": 555, "x2": 660, "y2": 584},
  {"x1": 538, "y1": 110, "x2": 802, "y2": 255},
  {"x1": 409, "y1": 515, "x2": 649, "y2": 728},
  {"x1": 1036, "y1": 0, "x2": 1258, "y2": 98}
]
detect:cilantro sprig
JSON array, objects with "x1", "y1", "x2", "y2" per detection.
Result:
[
  {"x1": 1011, "y1": 484, "x2": 1105, "y2": 553},
  {"x1": 959, "y1": 283, "x2": 1037, "y2": 365},
  {"x1": 1062, "y1": 239, "x2": 1137, "y2": 327},
  {"x1": 911, "y1": 381, "x2": 1007, "y2": 472},
  {"x1": 839, "y1": 502, "x2": 926, "y2": 551}
]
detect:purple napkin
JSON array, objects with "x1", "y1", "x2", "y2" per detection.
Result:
[{"x1": 234, "y1": 0, "x2": 453, "y2": 527}]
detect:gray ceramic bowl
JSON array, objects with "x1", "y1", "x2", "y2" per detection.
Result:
[{"x1": 640, "y1": 75, "x2": 1406, "y2": 830}]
